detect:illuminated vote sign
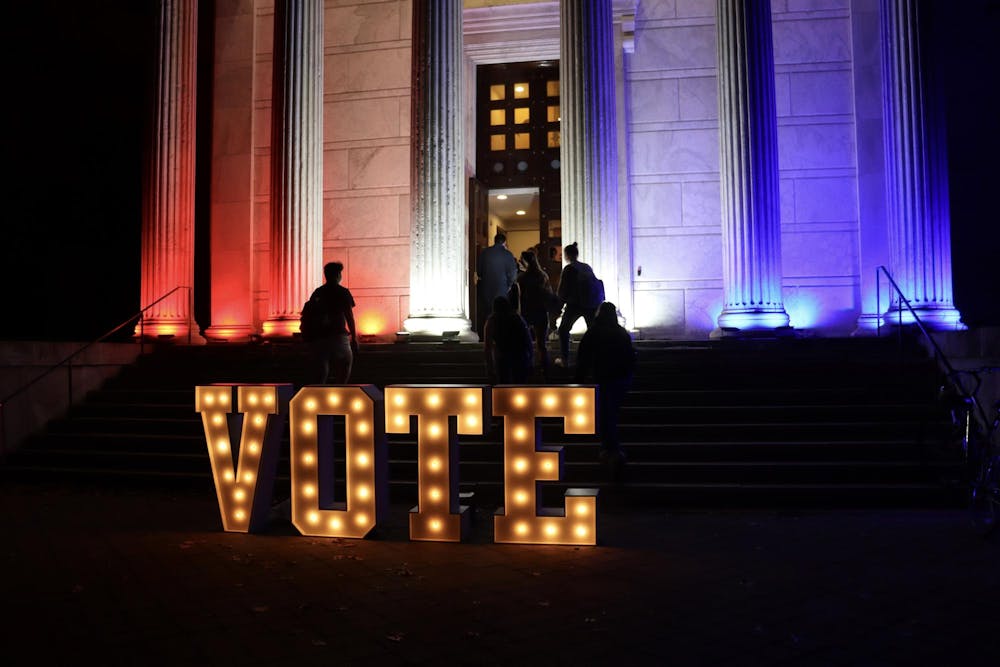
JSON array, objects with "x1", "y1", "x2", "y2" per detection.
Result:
[{"x1": 196, "y1": 384, "x2": 598, "y2": 545}]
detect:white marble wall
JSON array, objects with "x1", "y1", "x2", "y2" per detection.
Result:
[
  {"x1": 628, "y1": 0, "x2": 723, "y2": 335},
  {"x1": 627, "y1": 0, "x2": 860, "y2": 336},
  {"x1": 221, "y1": 0, "x2": 866, "y2": 338},
  {"x1": 772, "y1": 0, "x2": 859, "y2": 334},
  {"x1": 252, "y1": 0, "x2": 412, "y2": 336}
]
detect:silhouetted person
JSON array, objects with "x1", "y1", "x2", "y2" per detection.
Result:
[
  {"x1": 555, "y1": 241, "x2": 601, "y2": 367},
  {"x1": 575, "y1": 302, "x2": 635, "y2": 477},
  {"x1": 476, "y1": 231, "x2": 518, "y2": 337},
  {"x1": 483, "y1": 296, "x2": 533, "y2": 384},
  {"x1": 305, "y1": 262, "x2": 358, "y2": 384},
  {"x1": 516, "y1": 250, "x2": 559, "y2": 379},
  {"x1": 508, "y1": 273, "x2": 522, "y2": 316}
]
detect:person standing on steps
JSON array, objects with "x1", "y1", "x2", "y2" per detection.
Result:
[
  {"x1": 476, "y1": 231, "x2": 518, "y2": 339},
  {"x1": 483, "y1": 295, "x2": 533, "y2": 384},
  {"x1": 575, "y1": 301, "x2": 635, "y2": 480},
  {"x1": 516, "y1": 250, "x2": 559, "y2": 380},
  {"x1": 301, "y1": 261, "x2": 358, "y2": 384},
  {"x1": 555, "y1": 242, "x2": 603, "y2": 368}
]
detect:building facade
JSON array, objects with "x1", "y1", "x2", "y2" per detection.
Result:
[{"x1": 138, "y1": 0, "x2": 964, "y2": 342}]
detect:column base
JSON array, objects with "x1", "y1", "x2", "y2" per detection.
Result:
[
  {"x1": 851, "y1": 313, "x2": 884, "y2": 337},
  {"x1": 204, "y1": 324, "x2": 257, "y2": 343},
  {"x1": 882, "y1": 305, "x2": 966, "y2": 331},
  {"x1": 133, "y1": 320, "x2": 206, "y2": 345},
  {"x1": 716, "y1": 308, "x2": 791, "y2": 331},
  {"x1": 403, "y1": 316, "x2": 479, "y2": 342},
  {"x1": 262, "y1": 317, "x2": 302, "y2": 339},
  {"x1": 710, "y1": 325, "x2": 796, "y2": 340}
]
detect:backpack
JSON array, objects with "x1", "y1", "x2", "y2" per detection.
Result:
[
  {"x1": 576, "y1": 263, "x2": 605, "y2": 308},
  {"x1": 299, "y1": 294, "x2": 330, "y2": 342}
]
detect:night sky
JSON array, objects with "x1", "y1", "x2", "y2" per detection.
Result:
[
  {"x1": 4, "y1": 1, "x2": 156, "y2": 341},
  {"x1": 2, "y1": 0, "x2": 998, "y2": 342}
]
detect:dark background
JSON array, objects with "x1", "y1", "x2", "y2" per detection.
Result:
[{"x1": 2, "y1": 0, "x2": 998, "y2": 342}]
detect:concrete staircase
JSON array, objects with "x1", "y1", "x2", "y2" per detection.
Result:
[{"x1": 1, "y1": 336, "x2": 963, "y2": 508}]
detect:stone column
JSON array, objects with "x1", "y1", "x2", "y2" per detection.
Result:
[
  {"x1": 559, "y1": 0, "x2": 621, "y2": 313},
  {"x1": 880, "y1": 0, "x2": 963, "y2": 329},
  {"x1": 403, "y1": 0, "x2": 473, "y2": 339},
  {"x1": 138, "y1": 0, "x2": 201, "y2": 340},
  {"x1": 851, "y1": 0, "x2": 891, "y2": 335},
  {"x1": 263, "y1": 0, "x2": 324, "y2": 338},
  {"x1": 715, "y1": 0, "x2": 789, "y2": 332},
  {"x1": 204, "y1": 0, "x2": 257, "y2": 342}
]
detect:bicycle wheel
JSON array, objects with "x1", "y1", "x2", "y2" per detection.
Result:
[{"x1": 969, "y1": 456, "x2": 999, "y2": 536}]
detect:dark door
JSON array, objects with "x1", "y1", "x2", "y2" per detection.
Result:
[{"x1": 469, "y1": 176, "x2": 490, "y2": 336}]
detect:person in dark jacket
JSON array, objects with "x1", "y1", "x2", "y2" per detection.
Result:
[
  {"x1": 516, "y1": 250, "x2": 558, "y2": 379},
  {"x1": 555, "y1": 241, "x2": 600, "y2": 367},
  {"x1": 476, "y1": 232, "x2": 519, "y2": 338},
  {"x1": 483, "y1": 296, "x2": 533, "y2": 384},
  {"x1": 575, "y1": 301, "x2": 635, "y2": 476},
  {"x1": 306, "y1": 262, "x2": 358, "y2": 384}
]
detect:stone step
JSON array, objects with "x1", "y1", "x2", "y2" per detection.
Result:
[
  {"x1": 32, "y1": 415, "x2": 952, "y2": 451},
  {"x1": 70, "y1": 399, "x2": 944, "y2": 424},
  {"x1": 0, "y1": 466, "x2": 961, "y2": 509},
  {"x1": 5, "y1": 451, "x2": 960, "y2": 497},
  {"x1": 3, "y1": 336, "x2": 962, "y2": 506}
]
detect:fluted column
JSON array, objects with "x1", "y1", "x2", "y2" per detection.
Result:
[
  {"x1": 204, "y1": 0, "x2": 257, "y2": 342},
  {"x1": 850, "y1": 0, "x2": 890, "y2": 335},
  {"x1": 403, "y1": 0, "x2": 472, "y2": 339},
  {"x1": 880, "y1": 0, "x2": 963, "y2": 329},
  {"x1": 138, "y1": 0, "x2": 201, "y2": 340},
  {"x1": 263, "y1": 0, "x2": 324, "y2": 337},
  {"x1": 560, "y1": 0, "x2": 620, "y2": 312},
  {"x1": 715, "y1": 0, "x2": 789, "y2": 332}
]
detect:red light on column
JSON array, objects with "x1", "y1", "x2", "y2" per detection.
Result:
[{"x1": 357, "y1": 311, "x2": 387, "y2": 336}]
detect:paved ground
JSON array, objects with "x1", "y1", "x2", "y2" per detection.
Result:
[{"x1": 2, "y1": 482, "x2": 997, "y2": 666}]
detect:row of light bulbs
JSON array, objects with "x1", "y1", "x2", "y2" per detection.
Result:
[{"x1": 197, "y1": 384, "x2": 599, "y2": 545}]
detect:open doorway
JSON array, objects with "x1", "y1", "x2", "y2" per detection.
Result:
[
  {"x1": 489, "y1": 186, "x2": 562, "y2": 291},
  {"x1": 489, "y1": 187, "x2": 539, "y2": 260},
  {"x1": 471, "y1": 60, "x2": 561, "y2": 334}
]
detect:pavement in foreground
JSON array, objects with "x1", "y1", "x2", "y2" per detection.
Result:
[{"x1": 2, "y1": 482, "x2": 997, "y2": 666}]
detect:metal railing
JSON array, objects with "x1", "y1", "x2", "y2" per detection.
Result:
[
  {"x1": 875, "y1": 265, "x2": 988, "y2": 430},
  {"x1": 0, "y1": 286, "x2": 193, "y2": 460}
]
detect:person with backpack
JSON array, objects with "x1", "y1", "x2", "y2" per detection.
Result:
[
  {"x1": 516, "y1": 250, "x2": 559, "y2": 380},
  {"x1": 575, "y1": 301, "x2": 636, "y2": 480},
  {"x1": 300, "y1": 262, "x2": 358, "y2": 384},
  {"x1": 483, "y1": 296, "x2": 533, "y2": 384},
  {"x1": 555, "y1": 242, "x2": 604, "y2": 368}
]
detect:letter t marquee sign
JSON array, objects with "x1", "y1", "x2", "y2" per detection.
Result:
[{"x1": 384, "y1": 385, "x2": 490, "y2": 542}]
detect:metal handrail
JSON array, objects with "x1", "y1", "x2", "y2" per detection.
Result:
[
  {"x1": 876, "y1": 266, "x2": 956, "y2": 374},
  {"x1": 875, "y1": 265, "x2": 989, "y2": 430},
  {"x1": 0, "y1": 285, "x2": 192, "y2": 460}
]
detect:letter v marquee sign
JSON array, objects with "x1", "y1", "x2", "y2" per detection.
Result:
[
  {"x1": 196, "y1": 384, "x2": 294, "y2": 532},
  {"x1": 197, "y1": 384, "x2": 599, "y2": 545}
]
